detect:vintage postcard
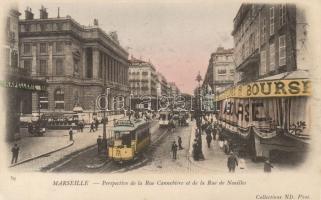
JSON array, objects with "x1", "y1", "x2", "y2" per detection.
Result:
[{"x1": 0, "y1": 0, "x2": 320, "y2": 199}]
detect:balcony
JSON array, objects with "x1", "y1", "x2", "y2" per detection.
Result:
[
  {"x1": 236, "y1": 50, "x2": 259, "y2": 72},
  {"x1": 6, "y1": 66, "x2": 31, "y2": 77}
]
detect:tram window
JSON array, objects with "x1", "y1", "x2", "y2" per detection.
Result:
[
  {"x1": 122, "y1": 134, "x2": 131, "y2": 147},
  {"x1": 160, "y1": 114, "x2": 166, "y2": 120}
]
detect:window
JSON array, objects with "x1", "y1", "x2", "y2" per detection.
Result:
[
  {"x1": 57, "y1": 23, "x2": 63, "y2": 31},
  {"x1": 218, "y1": 69, "x2": 227, "y2": 75},
  {"x1": 54, "y1": 89, "x2": 64, "y2": 109},
  {"x1": 39, "y1": 92, "x2": 48, "y2": 110},
  {"x1": 269, "y1": 43, "x2": 275, "y2": 71},
  {"x1": 56, "y1": 42, "x2": 63, "y2": 53},
  {"x1": 39, "y1": 43, "x2": 47, "y2": 54},
  {"x1": 279, "y1": 35, "x2": 286, "y2": 66},
  {"x1": 40, "y1": 24, "x2": 46, "y2": 32},
  {"x1": 39, "y1": 60, "x2": 47, "y2": 75},
  {"x1": 25, "y1": 24, "x2": 30, "y2": 32},
  {"x1": 56, "y1": 59, "x2": 64, "y2": 75},
  {"x1": 23, "y1": 43, "x2": 31, "y2": 55},
  {"x1": 280, "y1": 4, "x2": 286, "y2": 26},
  {"x1": 142, "y1": 71, "x2": 148, "y2": 76},
  {"x1": 11, "y1": 50, "x2": 18, "y2": 68},
  {"x1": 270, "y1": 7, "x2": 275, "y2": 36},
  {"x1": 24, "y1": 60, "x2": 32, "y2": 72},
  {"x1": 262, "y1": 18, "x2": 266, "y2": 42},
  {"x1": 260, "y1": 50, "x2": 266, "y2": 75}
]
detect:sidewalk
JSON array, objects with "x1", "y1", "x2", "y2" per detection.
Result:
[
  {"x1": 9, "y1": 114, "x2": 123, "y2": 171},
  {"x1": 188, "y1": 122, "x2": 267, "y2": 173}
]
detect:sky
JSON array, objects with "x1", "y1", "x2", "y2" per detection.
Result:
[{"x1": 18, "y1": 0, "x2": 241, "y2": 94}]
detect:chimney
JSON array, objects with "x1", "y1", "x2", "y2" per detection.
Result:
[
  {"x1": 39, "y1": 5, "x2": 48, "y2": 19},
  {"x1": 57, "y1": 7, "x2": 60, "y2": 18},
  {"x1": 25, "y1": 7, "x2": 34, "y2": 20},
  {"x1": 93, "y1": 18, "x2": 99, "y2": 26}
]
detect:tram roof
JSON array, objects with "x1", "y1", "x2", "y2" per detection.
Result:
[{"x1": 112, "y1": 119, "x2": 148, "y2": 132}]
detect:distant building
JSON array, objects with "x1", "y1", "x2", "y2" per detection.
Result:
[
  {"x1": 2, "y1": 7, "x2": 46, "y2": 141},
  {"x1": 128, "y1": 56, "x2": 158, "y2": 97},
  {"x1": 203, "y1": 47, "x2": 235, "y2": 94},
  {"x1": 128, "y1": 56, "x2": 158, "y2": 110},
  {"x1": 19, "y1": 6, "x2": 129, "y2": 114},
  {"x1": 168, "y1": 82, "x2": 180, "y2": 97},
  {"x1": 232, "y1": 4, "x2": 309, "y2": 83}
]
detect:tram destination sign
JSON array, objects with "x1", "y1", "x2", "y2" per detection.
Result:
[{"x1": 216, "y1": 79, "x2": 311, "y2": 101}]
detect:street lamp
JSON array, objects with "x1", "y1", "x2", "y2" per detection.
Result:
[{"x1": 194, "y1": 71, "x2": 204, "y2": 160}]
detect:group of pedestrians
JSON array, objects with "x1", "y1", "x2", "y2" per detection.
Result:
[{"x1": 89, "y1": 118, "x2": 101, "y2": 132}]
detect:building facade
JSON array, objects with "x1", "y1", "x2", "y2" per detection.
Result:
[
  {"x1": 168, "y1": 82, "x2": 180, "y2": 97},
  {"x1": 19, "y1": 7, "x2": 129, "y2": 114},
  {"x1": 128, "y1": 57, "x2": 159, "y2": 110},
  {"x1": 2, "y1": 7, "x2": 46, "y2": 141},
  {"x1": 232, "y1": 4, "x2": 306, "y2": 83},
  {"x1": 156, "y1": 72, "x2": 169, "y2": 96},
  {"x1": 214, "y1": 3, "x2": 311, "y2": 160},
  {"x1": 203, "y1": 47, "x2": 235, "y2": 94}
]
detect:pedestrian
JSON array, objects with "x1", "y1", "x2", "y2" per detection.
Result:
[
  {"x1": 171, "y1": 141, "x2": 178, "y2": 160},
  {"x1": 178, "y1": 136, "x2": 183, "y2": 150},
  {"x1": 264, "y1": 159, "x2": 273, "y2": 173},
  {"x1": 223, "y1": 139, "x2": 230, "y2": 154},
  {"x1": 90, "y1": 121, "x2": 95, "y2": 132},
  {"x1": 97, "y1": 135, "x2": 102, "y2": 154},
  {"x1": 11, "y1": 143, "x2": 20, "y2": 164},
  {"x1": 95, "y1": 118, "x2": 99, "y2": 131},
  {"x1": 227, "y1": 151, "x2": 238, "y2": 172},
  {"x1": 78, "y1": 121, "x2": 83, "y2": 132},
  {"x1": 192, "y1": 139, "x2": 199, "y2": 161},
  {"x1": 206, "y1": 133, "x2": 212, "y2": 148},
  {"x1": 69, "y1": 127, "x2": 73, "y2": 141}
]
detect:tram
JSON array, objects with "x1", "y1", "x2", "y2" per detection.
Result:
[
  {"x1": 215, "y1": 70, "x2": 311, "y2": 161},
  {"x1": 108, "y1": 119, "x2": 151, "y2": 162},
  {"x1": 159, "y1": 110, "x2": 170, "y2": 128}
]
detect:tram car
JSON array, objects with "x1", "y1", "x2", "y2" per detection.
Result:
[
  {"x1": 158, "y1": 110, "x2": 170, "y2": 128},
  {"x1": 108, "y1": 119, "x2": 151, "y2": 162}
]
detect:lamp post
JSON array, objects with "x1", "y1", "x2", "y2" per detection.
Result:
[{"x1": 194, "y1": 71, "x2": 204, "y2": 160}]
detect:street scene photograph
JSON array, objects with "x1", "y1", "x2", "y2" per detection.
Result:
[{"x1": 1, "y1": 0, "x2": 312, "y2": 175}]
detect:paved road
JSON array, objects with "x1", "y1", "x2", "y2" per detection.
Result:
[{"x1": 45, "y1": 120, "x2": 169, "y2": 173}]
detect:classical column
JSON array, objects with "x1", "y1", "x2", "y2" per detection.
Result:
[
  {"x1": 64, "y1": 41, "x2": 73, "y2": 76},
  {"x1": 31, "y1": 44, "x2": 37, "y2": 76},
  {"x1": 92, "y1": 47, "x2": 99, "y2": 79},
  {"x1": 48, "y1": 42, "x2": 53, "y2": 76}
]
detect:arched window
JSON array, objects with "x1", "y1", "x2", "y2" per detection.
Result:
[{"x1": 54, "y1": 88, "x2": 64, "y2": 109}]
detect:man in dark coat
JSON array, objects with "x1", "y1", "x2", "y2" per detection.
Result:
[
  {"x1": 90, "y1": 121, "x2": 95, "y2": 132},
  {"x1": 227, "y1": 152, "x2": 238, "y2": 172},
  {"x1": 206, "y1": 133, "x2": 212, "y2": 148},
  {"x1": 95, "y1": 119, "x2": 99, "y2": 131},
  {"x1": 11, "y1": 143, "x2": 20, "y2": 164},
  {"x1": 264, "y1": 160, "x2": 273, "y2": 173},
  {"x1": 177, "y1": 136, "x2": 183, "y2": 150},
  {"x1": 171, "y1": 141, "x2": 178, "y2": 160},
  {"x1": 69, "y1": 128, "x2": 73, "y2": 141},
  {"x1": 97, "y1": 135, "x2": 102, "y2": 154},
  {"x1": 192, "y1": 139, "x2": 199, "y2": 161}
]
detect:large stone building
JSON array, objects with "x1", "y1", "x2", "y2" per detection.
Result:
[
  {"x1": 203, "y1": 47, "x2": 235, "y2": 94},
  {"x1": 128, "y1": 56, "x2": 159, "y2": 110},
  {"x1": 232, "y1": 4, "x2": 308, "y2": 83},
  {"x1": 19, "y1": 6, "x2": 129, "y2": 114},
  {"x1": 2, "y1": 7, "x2": 46, "y2": 140}
]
